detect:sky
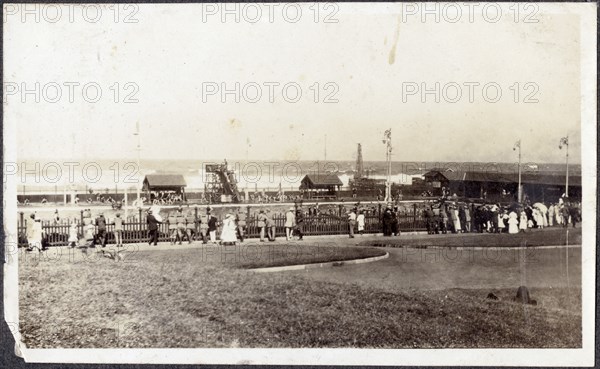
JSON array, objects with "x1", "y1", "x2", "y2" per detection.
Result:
[{"x1": 5, "y1": 3, "x2": 583, "y2": 164}]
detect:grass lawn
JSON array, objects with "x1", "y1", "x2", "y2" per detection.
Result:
[{"x1": 19, "y1": 237, "x2": 581, "y2": 349}]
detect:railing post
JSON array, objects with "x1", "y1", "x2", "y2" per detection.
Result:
[
  {"x1": 413, "y1": 203, "x2": 417, "y2": 232},
  {"x1": 139, "y1": 208, "x2": 143, "y2": 240}
]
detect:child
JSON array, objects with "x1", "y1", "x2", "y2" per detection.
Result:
[
  {"x1": 114, "y1": 213, "x2": 124, "y2": 247},
  {"x1": 82, "y1": 222, "x2": 96, "y2": 248},
  {"x1": 357, "y1": 210, "x2": 365, "y2": 235},
  {"x1": 68, "y1": 220, "x2": 79, "y2": 248}
]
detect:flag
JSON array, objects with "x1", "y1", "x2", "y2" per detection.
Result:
[
  {"x1": 382, "y1": 129, "x2": 391, "y2": 144},
  {"x1": 559, "y1": 136, "x2": 568, "y2": 149},
  {"x1": 513, "y1": 139, "x2": 521, "y2": 151}
]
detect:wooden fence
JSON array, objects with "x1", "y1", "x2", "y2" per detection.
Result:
[{"x1": 17, "y1": 205, "x2": 427, "y2": 247}]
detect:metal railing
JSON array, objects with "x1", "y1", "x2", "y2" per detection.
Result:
[{"x1": 17, "y1": 204, "x2": 427, "y2": 247}]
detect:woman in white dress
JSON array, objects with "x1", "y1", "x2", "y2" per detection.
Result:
[
  {"x1": 28, "y1": 218, "x2": 44, "y2": 252},
  {"x1": 452, "y1": 207, "x2": 461, "y2": 233},
  {"x1": 534, "y1": 208, "x2": 544, "y2": 229},
  {"x1": 519, "y1": 210, "x2": 528, "y2": 232},
  {"x1": 508, "y1": 211, "x2": 519, "y2": 234},
  {"x1": 68, "y1": 219, "x2": 79, "y2": 248},
  {"x1": 220, "y1": 214, "x2": 238, "y2": 245},
  {"x1": 356, "y1": 210, "x2": 365, "y2": 235},
  {"x1": 497, "y1": 212, "x2": 506, "y2": 232}
]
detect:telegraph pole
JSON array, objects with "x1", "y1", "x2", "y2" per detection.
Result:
[
  {"x1": 514, "y1": 139, "x2": 522, "y2": 202},
  {"x1": 565, "y1": 136, "x2": 569, "y2": 197},
  {"x1": 559, "y1": 135, "x2": 569, "y2": 197},
  {"x1": 134, "y1": 121, "x2": 141, "y2": 205},
  {"x1": 383, "y1": 129, "x2": 392, "y2": 203}
]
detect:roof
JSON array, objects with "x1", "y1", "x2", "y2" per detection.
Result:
[
  {"x1": 520, "y1": 172, "x2": 581, "y2": 186},
  {"x1": 423, "y1": 171, "x2": 450, "y2": 180},
  {"x1": 300, "y1": 174, "x2": 343, "y2": 188},
  {"x1": 423, "y1": 169, "x2": 580, "y2": 186},
  {"x1": 143, "y1": 174, "x2": 187, "y2": 188}
]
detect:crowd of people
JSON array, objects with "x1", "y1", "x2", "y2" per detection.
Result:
[
  {"x1": 150, "y1": 191, "x2": 184, "y2": 205},
  {"x1": 422, "y1": 196, "x2": 581, "y2": 235},
  {"x1": 22, "y1": 195, "x2": 582, "y2": 252}
]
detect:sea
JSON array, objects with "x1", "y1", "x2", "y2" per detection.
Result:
[{"x1": 13, "y1": 158, "x2": 580, "y2": 194}]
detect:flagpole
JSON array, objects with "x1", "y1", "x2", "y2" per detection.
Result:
[
  {"x1": 134, "y1": 121, "x2": 141, "y2": 206},
  {"x1": 565, "y1": 135, "x2": 569, "y2": 198},
  {"x1": 518, "y1": 140, "x2": 522, "y2": 203},
  {"x1": 385, "y1": 129, "x2": 392, "y2": 203}
]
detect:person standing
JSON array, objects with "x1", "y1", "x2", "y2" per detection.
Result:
[
  {"x1": 27, "y1": 214, "x2": 45, "y2": 252},
  {"x1": 266, "y1": 209, "x2": 276, "y2": 242},
  {"x1": 199, "y1": 208, "x2": 209, "y2": 244},
  {"x1": 533, "y1": 208, "x2": 544, "y2": 229},
  {"x1": 464, "y1": 205, "x2": 472, "y2": 233},
  {"x1": 236, "y1": 208, "x2": 247, "y2": 242},
  {"x1": 147, "y1": 209, "x2": 161, "y2": 246},
  {"x1": 356, "y1": 210, "x2": 365, "y2": 235},
  {"x1": 449, "y1": 205, "x2": 459, "y2": 233},
  {"x1": 490, "y1": 205, "x2": 499, "y2": 233},
  {"x1": 548, "y1": 203, "x2": 555, "y2": 227},
  {"x1": 220, "y1": 214, "x2": 237, "y2": 245},
  {"x1": 458, "y1": 205, "x2": 467, "y2": 233},
  {"x1": 257, "y1": 210, "x2": 267, "y2": 242},
  {"x1": 295, "y1": 209, "x2": 304, "y2": 240},
  {"x1": 382, "y1": 206, "x2": 394, "y2": 236},
  {"x1": 347, "y1": 208, "x2": 357, "y2": 238},
  {"x1": 519, "y1": 209, "x2": 528, "y2": 232},
  {"x1": 568, "y1": 204, "x2": 579, "y2": 228},
  {"x1": 500, "y1": 210, "x2": 509, "y2": 233},
  {"x1": 176, "y1": 212, "x2": 187, "y2": 244},
  {"x1": 95, "y1": 213, "x2": 108, "y2": 247},
  {"x1": 439, "y1": 205, "x2": 448, "y2": 234},
  {"x1": 207, "y1": 210, "x2": 218, "y2": 244},
  {"x1": 185, "y1": 214, "x2": 196, "y2": 244},
  {"x1": 391, "y1": 206, "x2": 400, "y2": 236},
  {"x1": 285, "y1": 207, "x2": 296, "y2": 241},
  {"x1": 168, "y1": 214, "x2": 178, "y2": 244},
  {"x1": 113, "y1": 213, "x2": 124, "y2": 247},
  {"x1": 508, "y1": 210, "x2": 519, "y2": 234},
  {"x1": 68, "y1": 219, "x2": 79, "y2": 248}
]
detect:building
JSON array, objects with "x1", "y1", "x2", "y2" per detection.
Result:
[
  {"x1": 299, "y1": 174, "x2": 343, "y2": 200},
  {"x1": 142, "y1": 174, "x2": 187, "y2": 201},
  {"x1": 422, "y1": 168, "x2": 580, "y2": 203}
]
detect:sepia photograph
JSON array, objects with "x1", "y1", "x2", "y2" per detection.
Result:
[{"x1": 2, "y1": 2, "x2": 597, "y2": 366}]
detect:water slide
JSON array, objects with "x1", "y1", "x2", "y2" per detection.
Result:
[{"x1": 216, "y1": 167, "x2": 241, "y2": 203}]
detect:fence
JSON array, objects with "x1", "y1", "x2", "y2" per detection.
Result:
[{"x1": 17, "y1": 204, "x2": 427, "y2": 247}]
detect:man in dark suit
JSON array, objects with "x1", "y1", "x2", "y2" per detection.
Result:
[
  {"x1": 95, "y1": 213, "x2": 107, "y2": 247},
  {"x1": 147, "y1": 210, "x2": 161, "y2": 246}
]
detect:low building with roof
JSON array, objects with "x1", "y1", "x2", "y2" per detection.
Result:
[
  {"x1": 142, "y1": 174, "x2": 187, "y2": 201},
  {"x1": 299, "y1": 174, "x2": 343, "y2": 200},
  {"x1": 422, "y1": 168, "x2": 580, "y2": 203}
]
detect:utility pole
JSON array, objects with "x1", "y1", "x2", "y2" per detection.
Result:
[
  {"x1": 383, "y1": 129, "x2": 392, "y2": 203},
  {"x1": 514, "y1": 139, "x2": 522, "y2": 202},
  {"x1": 134, "y1": 121, "x2": 141, "y2": 206},
  {"x1": 559, "y1": 136, "x2": 569, "y2": 197}
]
